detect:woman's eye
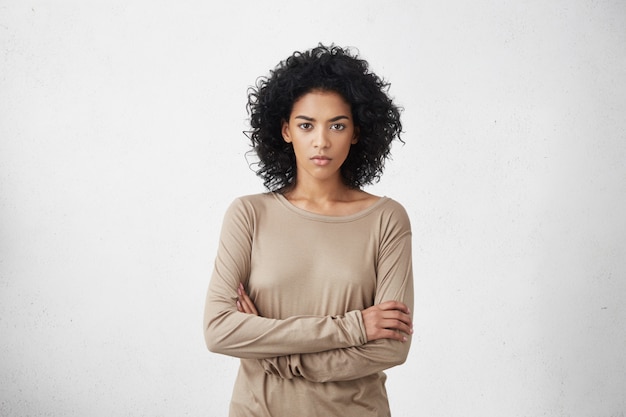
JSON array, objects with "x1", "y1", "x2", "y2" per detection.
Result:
[
  {"x1": 298, "y1": 123, "x2": 312, "y2": 130},
  {"x1": 330, "y1": 123, "x2": 345, "y2": 131}
]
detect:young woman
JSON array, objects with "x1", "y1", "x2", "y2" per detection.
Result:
[{"x1": 204, "y1": 44, "x2": 413, "y2": 417}]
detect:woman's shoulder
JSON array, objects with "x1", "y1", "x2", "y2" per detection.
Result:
[
  {"x1": 353, "y1": 190, "x2": 406, "y2": 211},
  {"x1": 362, "y1": 191, "x2": 406, "y2": 214},
  {"x1": 226, "y1": 192, "x2": 278, "y2": 215},
  {"x1": 231, "y1": 192, "x2": 273, "y2": 205},
  {"x1": 381, "y1": 196, "x2": 409, "y2": 214},
  {"x1": 374, "y1": 196, "x2": 411, "y2": 230},
  {"x1": 220, "y1": 193, "x2": 276, "y2": 230}
]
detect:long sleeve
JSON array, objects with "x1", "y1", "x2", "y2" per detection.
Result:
[
  {"x1": 203, "y1": 197, "x2": 368, "y2": 359},
  {"x1": 259, "y1": 205, "x2": 413, "y2": 382}
]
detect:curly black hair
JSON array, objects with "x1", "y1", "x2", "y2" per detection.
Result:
[{"x1": 246, "y1": 44, "x2": 403, "y2": 191}]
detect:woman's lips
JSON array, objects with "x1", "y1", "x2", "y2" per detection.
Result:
[{"x1": 311, "y1": 156, "x2": 331, "y2": 166}]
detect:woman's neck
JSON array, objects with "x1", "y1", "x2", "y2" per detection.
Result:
[
  {"x1": 281, "y1": 179, "x2": 377, "y2": 216},
  {"x1": 284, "y1": 176, "x2": 352, "y2": 202}
]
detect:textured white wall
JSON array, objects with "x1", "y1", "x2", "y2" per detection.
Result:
[{"x1": 1, "y1": 1, "x2": 625, "y2": 416}]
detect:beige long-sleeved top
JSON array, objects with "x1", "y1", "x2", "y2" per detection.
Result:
[{"x1": 204, "y1": 192, "x2": 413, "y2": 417}]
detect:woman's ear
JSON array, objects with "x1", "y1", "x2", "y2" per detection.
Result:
[
  {"x1": 282, "y1": 120, "x2": 292, "y2": 143},
  {"x1": 351, "y1": 127, "x2": 360, "y2": 144}
]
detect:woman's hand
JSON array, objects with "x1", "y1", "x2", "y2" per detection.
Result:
[
  {"x1": 362, "y1": 301, "x2": 413, "y2": 342},
  {"x1": 237, "y1": 282, "x2": 259, "y2": 316}
]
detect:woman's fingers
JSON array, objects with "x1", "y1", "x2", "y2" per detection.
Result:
[
  {"x1": 380, "y1": 318, "x2": 412, "y2": 337},
  {"x1": 377, "y1": 300, "x2": 411, "y2": 315},
  {"x1": 237, "y1": 282, "x2": 259, "y2": 316},
  {"x1": 378, "y1": 328, "x2": 408, "y2": 343},
  {"x1": 362, "y1": 301, "x2": 413, "y2": 342},
  {"x1": 381, "y1": 309, "x2": 413, "y2": 328}
]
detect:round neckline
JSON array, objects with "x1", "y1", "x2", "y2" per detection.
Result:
[{"x1": 272, "y1": 192, "x2": 389, "y2": 222}]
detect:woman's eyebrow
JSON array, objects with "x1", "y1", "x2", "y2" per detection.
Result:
[{"x1": 294, "y1": 115, "x2": 350, "y2": 122}]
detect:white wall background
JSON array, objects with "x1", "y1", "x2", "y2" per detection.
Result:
[{"x1": 1, "y1": 1, "x2": 625, "y2": 416}]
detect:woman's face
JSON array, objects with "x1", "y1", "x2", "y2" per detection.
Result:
[{"x1": 281, "y1": 90, "x2": 358, "y2": 185}]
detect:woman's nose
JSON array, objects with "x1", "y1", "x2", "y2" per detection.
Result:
[{"x1": 313, "y1": 129, "x2": 330, "y2": 148}]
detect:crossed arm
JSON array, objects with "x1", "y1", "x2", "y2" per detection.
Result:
[
  {"x1": 235, "y1": 274, "x2": 413, "y2": 382},
  {"x1": 237, "y1": 282, "x2": 412, "y2": 343}
]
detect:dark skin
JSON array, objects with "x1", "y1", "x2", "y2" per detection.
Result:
[{"x1": 237, "y1": 282, "x2": 413, "y2": 343}]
